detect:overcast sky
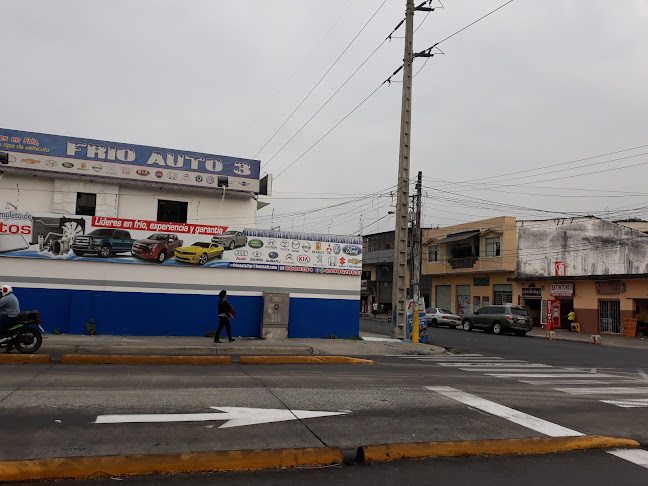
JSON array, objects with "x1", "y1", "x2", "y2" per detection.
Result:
[{"x1": 2, "y1": 0, "x2": 647, "y2": 235}]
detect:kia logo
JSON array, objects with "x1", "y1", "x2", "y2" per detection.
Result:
[
  {"x1": 136, "y1": 169, "x2": 149, "y2": 176},
  {"x1": 234, "y1": 250, "x2": 248, "y2": 256},
  {"x1": 268, "y1": 252, "x2": 279, "y2": 259},
  {"x1": 297, "y1": 255, "x2": 310, "y2": 263},
  {"x1": 342, "y1": 245, "x2": 361, "y2": 256}
]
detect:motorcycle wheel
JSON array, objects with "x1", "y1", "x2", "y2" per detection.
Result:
[{"x1": 14, "y1": 326, "x2": 43, "y2": 354}]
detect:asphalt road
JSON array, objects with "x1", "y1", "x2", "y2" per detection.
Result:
[{"x1": 3, "y1": 324, "x2": 648, "y2": 483}]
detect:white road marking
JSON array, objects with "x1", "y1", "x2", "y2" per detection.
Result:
[
  {"x1": 486, "y1": 373, "x2": 620, "y2": 378},
  {"x1": 555, "y1": 387, "x2": 648, "y2": 395},
  {"x1": 521, "y1": 380, "x2": 640, "y2": 385},
  {"x1": 414, "y1": 356, "x2": 504, "y2": 360},
  {"x1": 607, "y1": 449, "x2": 648, "y2": 469},
  {"x1": 438, "y1": 362, "x2": 548, "y2": 368},
  {"x1": 601, "y1": 399, "x2": 648, "y2": 408},
  {"x1": 425, "y1": 386, "x2": 583, "y2": 437},
  {"x1": 391, "y1": 354, "x2": 485, "y2": 358},
  {"x1": 95, "y1": 407, "x2": 348, "y2": 428}
]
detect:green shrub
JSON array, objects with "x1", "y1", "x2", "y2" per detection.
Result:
[
  {"x1": 53, "y1": 328, "x2": 62, "y2": 335},
  {"x1": 85, "y1": 318, "x2": 97, "y2": 335}
]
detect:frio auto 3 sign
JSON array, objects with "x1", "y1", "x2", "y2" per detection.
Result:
[
  {"x1": 0, "y1": 128, "x2": 260, "y2": 193},
  {"x1": 0, "y1": 214, "x2": 361, "y2": 276}
]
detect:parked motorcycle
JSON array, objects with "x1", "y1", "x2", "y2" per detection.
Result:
[{"x1": 0, "y1": 311, "x2": 44, "y2": 354}]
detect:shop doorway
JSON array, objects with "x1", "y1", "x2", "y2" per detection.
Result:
[
  {"x1": 599, "y1": 300, "x2": 621, "y2": 334},
  {"x1": 559, "y1": 298, "x2": 573, "y2": 330},
  {"x1": 524, "y1": 299, "x2": 542, "y2": 327}
]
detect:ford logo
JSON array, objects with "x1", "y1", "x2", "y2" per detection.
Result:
[
  {"x1": 248, "y1": 239, "x2": 263, "y2": 249},
  {"x1": 268, "y1": 252, "x2": 279, "y2": 259},
  {"x1": 342, "y1": 245, "x2": 362, "y2": 256}
]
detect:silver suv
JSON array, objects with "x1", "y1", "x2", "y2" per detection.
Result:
[
  {"x1": 461, "y1": 305, "x2": 531, "y2": 336},
  {"x1": 211, "y1": 231, "x2": 247, "y2": 250}
]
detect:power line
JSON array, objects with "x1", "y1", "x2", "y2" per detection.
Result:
[{"x1": 256, "y1": 0, "x2": 389, "y2": 164}]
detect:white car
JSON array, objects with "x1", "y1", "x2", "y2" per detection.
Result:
[{"x1": 425, "y1": 308, "x2": 461, "y2": 329}]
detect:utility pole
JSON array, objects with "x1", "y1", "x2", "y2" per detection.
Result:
[
  {"x1": 391, "y1": 0, "x2": 432, "y2": 339},
  {"x1": 411, "y1": 171, "x2": 423, "y2": 342}
]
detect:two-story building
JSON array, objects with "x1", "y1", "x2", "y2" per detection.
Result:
[{"x1": 422, "y1": 216, "x2": 517, "y2": 315}]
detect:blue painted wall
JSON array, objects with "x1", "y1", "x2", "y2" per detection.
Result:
[{"x1": 14, "y1": 286, "x2": 359, "y2": 338}]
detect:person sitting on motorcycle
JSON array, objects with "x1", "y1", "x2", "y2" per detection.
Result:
[{"x1": 0, "y1": 285, "x2": 20, "y2": 333}]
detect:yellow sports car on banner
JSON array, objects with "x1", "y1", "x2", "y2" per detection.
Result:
[{"x1": 174, "y1": 242, "x2": 224, "y2": 265}]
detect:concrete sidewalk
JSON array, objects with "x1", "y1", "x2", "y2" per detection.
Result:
[
  {"x1": 35, "y1": 333, "x2": 445, "y2": 358},
  {"x1": 527, "y1": 328, "x2": 648, "y2": 350}
]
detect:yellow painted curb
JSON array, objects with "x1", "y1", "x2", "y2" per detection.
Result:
[
  {"x1": 240, "y1": 356, "x2": 373, "y2": 364},
  {"x1": 0, "y1": 447, "x2": 343, "y2": 482},
  {"x1": 357, "y1": 435, "x2": 640, "y2": 463},
  {"x1": 0, "y1": 354, "x2": 51, "y2": 364},
  {"x1": 60, "y1": 354, "x2": 231, "y2": 365}
]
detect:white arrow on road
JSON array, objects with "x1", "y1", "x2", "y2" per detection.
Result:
[{"x1": 94, "y1": 407, "x2": 349, "y2": 428}]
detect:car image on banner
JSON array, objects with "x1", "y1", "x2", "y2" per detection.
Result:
[{"x1": 174, "y1": 242, "x2": 224, "y2": 265}]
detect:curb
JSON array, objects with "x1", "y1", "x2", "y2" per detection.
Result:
[
  {"x1": 0, "y1": 447, "x2": 343, "y2": 483},
  {"x1": 240, "y1": 356, "x2": 374, "y2": 364},
  {"x1": 356, "y1": 435, "x2": 640, "y2": 462},
  {"x1": 0, "y1": 354, "x2": 51, "y2": 364},
  {"x1": 60, "y1": 354, "x2": 232, "y2": 365}
]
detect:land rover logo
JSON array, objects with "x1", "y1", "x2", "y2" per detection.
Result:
[
  {"x1": 136, "y1": 169, "x2": 150, "y2": 176},
  {"x1": 248, "y1": 239, "x2": 263, "y2": 249},
  {"x1": 297, "y1": 255, "x2": 310, "y2": 263},
  {"x1": 62, "y1": 162, "x2": 74, "y2": 168},
  {"x1": 268, "y1": 251, "x2": 279, "y2": 259},
  {"x1": 234, "y1": 250, "x2": 248, "y2": 256},
  {"x1": 342, "y1": 245, "x2": 362, "y2": 256}
]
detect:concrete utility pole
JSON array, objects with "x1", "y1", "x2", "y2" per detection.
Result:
[
  {"x1": 390, "y1": 0, "x2": 415, "y2": 339},
  {"x1": 391, "y1": 0, "x2": 432, "y2": 339}
]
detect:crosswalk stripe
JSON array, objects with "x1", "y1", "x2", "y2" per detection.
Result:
[
  {"x1": 555, "y1": 387, "x2": 648, "y2": 395},
  {"x1": 413, "y1": 357, "x2": 506, "y2": 361},
  {"x1": 390, "y1": 354, "x2": 485, "y2": 358},
  {"x1": 607, "y1": 449, "x2": 648, "y2": 468},
  {"x1": 441, "y1": 363, "x2": 548, "y2": 368},
  {"x1": 520, "y1": 380, "x2": 639, "y2": 385},
  {"x1": 601, "y1": 399, "x2": 648, "y2": 408},
  {"x1": 486, "y1": 373, "x2": 620, "y2": 378}
]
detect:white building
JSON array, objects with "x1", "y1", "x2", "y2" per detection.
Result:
[{"x1": 0, "y1": 128, "x2": 360, "y2": 337}]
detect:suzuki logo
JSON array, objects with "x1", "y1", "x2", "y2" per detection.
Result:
[
  {"x1": 297, "y1": 255, "x2": 310, "y2": 264},
  {"x1": 339, "y1": 257, "x2": 346, "y2": 265}
]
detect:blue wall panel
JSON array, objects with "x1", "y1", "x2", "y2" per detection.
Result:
[
  {"x1": 288, "y1": 297, "x2": 360, "y2": 338},
  {"x1": 13, "y1": 286, "x2": 358, "y2": 338}
]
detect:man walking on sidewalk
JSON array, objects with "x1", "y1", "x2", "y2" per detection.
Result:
[
  {"x1": 214, "y1": 290, "x2": 235, "y2": 343},
  {"x1": 372, "y1": 301, "x2": 378, "y2": 318}
]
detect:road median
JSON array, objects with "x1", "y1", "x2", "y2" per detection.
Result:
[
  {"x1": 356, "y1": 435, "x2": 640, "y2": 462},
  {"x1": 60, "y1": 354, "x2": 232, "y2": 365},
  {"x1": 240, "y1": 356, "x2": 374, "y2": 364},
  {"x1": 0, "y1": 447, "x2": 343, "y2": 482}
]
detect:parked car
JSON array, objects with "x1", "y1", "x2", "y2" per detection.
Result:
[
  {"x1": 425, "y1": 308, "x2": 461, "y2": 328},
  {"x1": 132, "y1": 233, "x2": 183, "y2": 263},
  {"x1": 211, "y1": 230, "x2": 247, "y2": 250},
  {"x1": 461, "y1": 305, "x2": 532, "y2": 336},
  {"x1": 72, "y1": 229, "x2": 135, "y2": 258},
  {"x1": 174, "y1": 242, "x2": 224, "y2": 265}
]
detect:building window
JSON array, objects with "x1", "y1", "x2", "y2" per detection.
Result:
[
  {"x1": 428, "y1": 244, "x2": 439, "y2": 262},
  {"x1": 76, "y1": 192, "x2": 96, "y2": 216},
  {"x1": 157, "y1": 199, "x2": 188, "y2": 223},
  {"x1": 485, "y1": 236, "x2": 501, "y2": 257}
]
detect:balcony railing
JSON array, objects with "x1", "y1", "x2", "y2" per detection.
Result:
[{"x1": 449, "y1": 256, "x2": 478, "y2": 269}]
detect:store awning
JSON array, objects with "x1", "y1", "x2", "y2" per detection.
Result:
[{"x1": 435, "y1": 230, "x2": 480, "y2": 245}]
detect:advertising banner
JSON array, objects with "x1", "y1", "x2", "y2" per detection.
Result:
[
  {"x1": 0, "y1": 213, "x2": 361, "y2": 275},
  {"x1": 0, "y1": 128, "x2": 260, "y2": 193},
  {"x1": 407, "y1": 298, "x2": 428, "y2": 343},
  {"x1": 550, "y1": 283, "x2": 574, "y2": 296}
]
